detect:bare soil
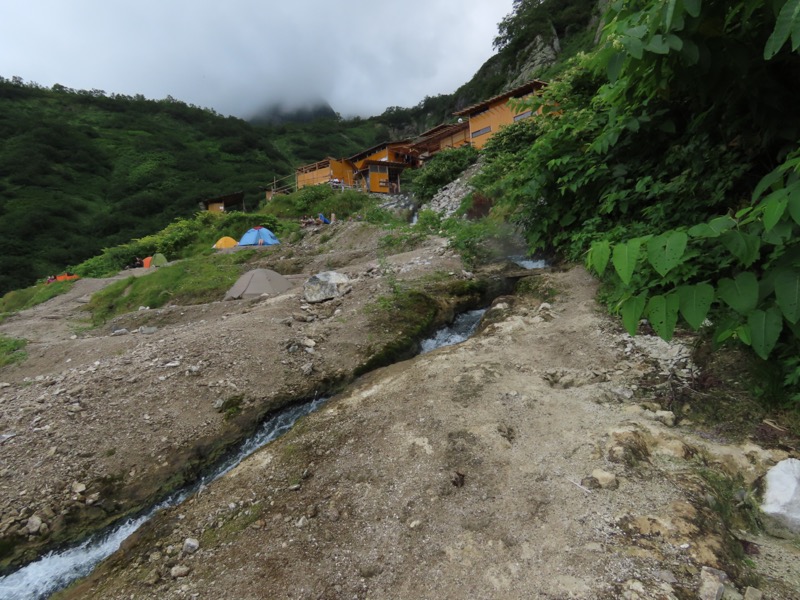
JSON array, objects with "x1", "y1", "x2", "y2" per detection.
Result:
[{"x1": 1, "y1": 222, "x2": 799, "y2": 599}]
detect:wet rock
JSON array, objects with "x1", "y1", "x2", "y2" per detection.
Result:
[{"x1": 303, "y1": 271, "x2": 351, "y2": 303}]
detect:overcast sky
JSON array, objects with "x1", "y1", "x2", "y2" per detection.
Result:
[{"x1": 0, "y1": 1, "x2": 514, "y2": 119}]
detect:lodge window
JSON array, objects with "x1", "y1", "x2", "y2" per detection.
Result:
[
  {"x1": 471, "y1": 126, "x2": 491, "y2": 138},
  {"x1": 513, "y1": 110, "x2": 533, "y2": 122}
]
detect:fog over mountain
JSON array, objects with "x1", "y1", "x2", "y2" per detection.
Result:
[{"x1": 0, "y1": 0, "x2": 513, "y2": 118}]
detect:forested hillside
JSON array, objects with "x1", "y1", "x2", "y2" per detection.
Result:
[{"x1": 0, "y1": 80, "x2": 389, "y2": 294}]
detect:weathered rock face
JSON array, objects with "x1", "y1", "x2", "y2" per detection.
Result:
[
  {"x1": 508, "y1": 31, "x2": 561, "y2": 87},
  {"x1": 427, "y1": 160, "x2": 484, "y2": 218},
  {"x1": 761, "y1": 458, "x2": 800, "y2": 535},
  {"x1": 303, "y1": 272, "x2": 352, "y2": 303}
]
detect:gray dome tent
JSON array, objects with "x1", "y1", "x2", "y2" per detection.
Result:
[{"x1": 225, "y1": 269, "x2": 293, "y2": 300}]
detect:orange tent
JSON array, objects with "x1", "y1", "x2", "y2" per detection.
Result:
[
  {"x1": 143, "y1": 256, "x2": 153, "y2": 268},
  {"x1": 55, "y1": 274, "x2": 80, "y2": 282}
]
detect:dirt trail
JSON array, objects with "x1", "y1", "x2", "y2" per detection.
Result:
[{"x1": 56, "y1": 268, "x2": 800, "y2": 600}]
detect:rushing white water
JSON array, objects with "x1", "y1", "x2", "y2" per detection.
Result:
[
  {"x1": 0, "y1": 397, "x2": 327, "y2": 600},
  {"x1": 420, "y1": 309, "x2": 486, "y2": 354},
  {"x1": 509, "y1": 255, "x2": 547, "y2": 269}
]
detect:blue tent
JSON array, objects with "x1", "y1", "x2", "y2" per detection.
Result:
[{"x1": 238, "y1": 226, "x2": 280, "y2": 246}]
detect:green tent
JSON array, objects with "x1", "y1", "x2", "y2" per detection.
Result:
[{"x1": 151, "y1": 253, "x2": 168, "y2": 267}]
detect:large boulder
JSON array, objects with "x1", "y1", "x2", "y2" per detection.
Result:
[
  {"x1": 303, "y1": 272, "x2": 351, "y2": 303},
  {"x1": 761, "y1": 458, "x2": 800, "y2": 536}
]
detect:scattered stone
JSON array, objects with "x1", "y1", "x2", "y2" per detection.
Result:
[
  {"x1": 295, "y1": 516, "x2": 307, "y2": 528},
  {"x1": 139, "y1": 326, "x2": 158, "y2": 335},
  {"x1": 300, "y1": 362, "x2": 314, "y2": 376},
  {"x1": 698, "y1": 566, "x2": 728, "y2": 600},
  {"x1": 183, "y1": 538, "x2": 200, "y2": 554},
  {"x1": 110, "y1": 328, "x2": 129, "y2": 336},
  {"x1": 743, "y1": 587, "x2": 763, "y2": 600},
  {"x1": 303, "y1": 271, "x2": 351, "y2": 303},
  {"x1": 25, "y1": 515, "x2": 42, "y2": 534},
  {"x1": 654, "y1": 410, "x2": 677, "y2": 427},
  {"x1": 302, "y1": 338, "x2": 316, "y2": 348},
  {"x1": 145, "y1": 568, "x2": 161, "y2": 585},
  {"x1": 170, "y1": 565, "x2": 191, "y2": 578},
  {"x1": 71, "y1": 482, "x2": 86, "y2": 494},
  {"x1": 591, "y1": 469, "x2": 619, "y2": 490}
]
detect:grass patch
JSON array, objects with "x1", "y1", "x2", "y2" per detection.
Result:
[
  {"x1": 86, "y1": 254, "x2": 249, "y2": 324},
  {"x1": 0, "y1": 335, "x2": 27, "y2": 367},
  {"x1": 0, "y1": 280, "x2": 75, "y2": 322}
]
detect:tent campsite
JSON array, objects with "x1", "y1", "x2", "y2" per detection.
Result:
[
  {"x1": 213, "y1": 236, "x2": 238, "y2": 249},
  {"x1": 238, "y1": 226, "x2": 280, "y2": 246},
  {"x1": 224, "y1": 269, "x2": 293, "y2": 300}
]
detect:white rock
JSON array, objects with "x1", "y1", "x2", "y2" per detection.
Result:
[
  {"x1": 761, "y1": 458, "x2": 800, "y2": 534},
  {"x1": 303, "y1": 271, "x2": 351, "y2": 303},
  {"x1": 183, "y1": 538, "x2": 200, "y2": 554}
]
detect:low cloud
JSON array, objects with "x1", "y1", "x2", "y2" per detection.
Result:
[{"x1": 0, "y1": 0, "x2": 513, "y2": 118}]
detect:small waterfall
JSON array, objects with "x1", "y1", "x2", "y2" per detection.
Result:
[
  {"x1": 509, "y1": 255, "x2": 547, "y2": 269},
  {"x1": 420, "y1": 309, "x2": 486, "y2": 354}
]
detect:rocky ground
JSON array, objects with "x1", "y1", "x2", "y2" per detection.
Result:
[{"x1": 1, "y1": 220, "x2": 799, "y2": 599}]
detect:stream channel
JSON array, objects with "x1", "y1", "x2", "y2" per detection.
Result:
[{"x1": 0, "y1": 309, "x2": 488, "y2": 600}]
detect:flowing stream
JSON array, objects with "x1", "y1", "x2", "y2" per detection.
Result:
[
  {"x1": 509, "y1": 255, "x2": 547, "y2": 270},
  {"x1": 0, "y1": 311, "x2": 487, "y2": 600}
]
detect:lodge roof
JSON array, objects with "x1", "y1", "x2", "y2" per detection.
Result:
[
  {"x1": 454, "y1": 79, "x2": 547, "y2": 117},
  {"x1": 348, "y1": 139, "x2": 412, "y2": 162}
]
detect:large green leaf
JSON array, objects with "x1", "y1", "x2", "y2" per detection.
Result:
[
  {"x1": 646, "y1": 292, "x2": 680, "y2": 341},
  {"x1": 775, "y1": 267, "x2": 800, "y2": 323},
  {"x1": 645, "y1": 35, "x2": 671, "y2": 54},
  {"x1": 762, "y1": 188, "x2": 789, "y2": 232},
  {"x1": 747, "y1": 308, "x2": 784, "y2": 359},
  {"x1": 588, "y1": 240, "x2": 611, "y2": 276},
  {"x1": 717, "y1": 272, "x2": 759, "y2": 314},
  {"x1": 683, "y1": 0, "x2": 701, "y2": 18},
  {"x1": 620, "y1": 293, "x2": 647, "y2": 336},
  {"x1": 677, "y1": 283, "x2": 714, "y2": 330},
  {"x1": 789, "y1": 187, "x2": 800, "y2": 225},
  {"x1": 764, "y1": 0, "x2": 800, "y2": 59},
  {"x1": 612, "y1": 238, "x2": 642, "y2": 286},
  {"x1": 646, "y1": 231, "x2": 687, "y2": 276},
  {"x1": 688, "y1": 215, "x2": 736, "y2": 238},
  {"x1": 720, "y1": 231, "x2": 761, "y2": 267}
]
